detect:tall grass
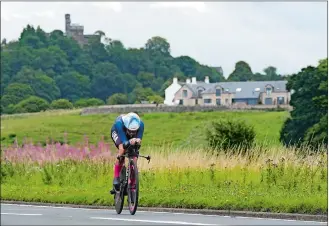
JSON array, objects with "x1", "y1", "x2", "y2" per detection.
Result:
[{"x1": 1, "y1": 137, "x2": 327, "y2": 214}]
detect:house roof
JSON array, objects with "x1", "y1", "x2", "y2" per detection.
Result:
[{"x1": 181, "y1": 80, "x2": 288, "y2": 99}]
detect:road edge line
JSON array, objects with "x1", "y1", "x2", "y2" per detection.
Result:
[{"x1": 1, "y1": 200, "x2": 327, "y2": 222}]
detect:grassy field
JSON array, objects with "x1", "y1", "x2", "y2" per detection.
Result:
[
  {"x1": 3, "y1": 110, "x2": 326, "y2": 214},
  {"x1": 1, "y1": 145, "x2": 327, "y2": 214},
  {"x1": 1, "y1": 110, "x2": 289, "y2": 148}
]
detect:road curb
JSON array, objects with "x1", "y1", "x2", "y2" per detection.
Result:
[{"x1": 1, "y1": 200, "x2": 327, "y2": 222}]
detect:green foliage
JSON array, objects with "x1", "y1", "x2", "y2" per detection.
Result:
[
  {"x1": 107, "y1": 93, "x2": 128, "y2": 105},
  {"x1": 280, "y1": 58, "x2": 328, "y2": 150},
  {"x1": 0, "y1": 24, "x2": 229, "y2": 113},
  {"x1": 148, "y1": 95, "x2": 164, "y2": 104},
  {"x1": 14, "y1": 96, "x2": 49, "y2": 113},
  {"x1": 74, "y1": 98, "x2": 104, "y2": 108},
  {"x1": 206, "y1": 118, "x2": 256, "y2": 153},
  {"x1": 50, "y1": 99, "x2": 74, "y2": 110}
]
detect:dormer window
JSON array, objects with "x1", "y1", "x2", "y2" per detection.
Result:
[
  {"x1": 198, "y1": 90, "x2": 203, "y2": 98},
  {"x1": 216, "y1": 88, "x2": 221, "y2": 96},
  {"x1": 266, "y1": 87, "x2": 272, "y2": 95}
]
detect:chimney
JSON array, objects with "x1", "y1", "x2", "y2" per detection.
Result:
[
  {"x1": 173, "y1": 77, "x2": 178, "y2": 84},
  {"x1": 205, "y1": 76, "x2": 209, "y2": 84},
  {"x1": 186, "y1": 78, "x2": 191, "y2": 84},
  {"x1": 191, "y1": 77, "x2": 197, "y2": 84}
]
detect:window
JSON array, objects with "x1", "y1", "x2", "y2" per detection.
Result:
[
  {"x1": 179, "y1": 99, "x2": 183, "y2": 105},
  {"x1": 216, "y1": 88, "x2": 221, "y2": 96},
  {"x1": 225, "y1": 99, "x2": 229, "y2": 104},
  {"x1": 198, "y1": 90, "x2": 203, "y2": 98},
  {"x1": 277, "y1": 96, "x2": 285, "y2": 105},
  {"x1": 204, "y1": 99, "x2": 212, "y2": 104},
  {"x1": 266, "y1": 87, "x2": 272, "y2": 96},
  {"x1": 183, "y1": 90, "x2": 188, "y2": 98},
  {"x1": 216, "y1": 99, "x2": 221, "y2": 105}
]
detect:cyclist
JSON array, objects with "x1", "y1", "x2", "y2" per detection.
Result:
[{"x1": 109, "y1": 112, "x2": 144, "y2": 194}]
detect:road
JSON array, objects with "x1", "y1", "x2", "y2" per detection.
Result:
[{"x1": 1, "y1": 203, "x2": 327, "y2": 225}]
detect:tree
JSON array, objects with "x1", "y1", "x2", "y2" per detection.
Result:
[
  {"x1": 11, "y1": 67, "x2": 61, "y2": 102},
  {"x1": 55, "y1": 71, "x2": 90, "y2": 102},
  {"x1": 91, "y1": 62, "x2": 122, "y2": 101},
  {"x1": 279, "y1": 58, "x2": 328, "y2": 149},
  {"x1": 148, "y1": 95, "x2": 164, "y2": 104},
  {"x1": 145, "y1": 36, "x2": 171, "y2": 57},
  {"x1": 227, "y1": 61, "x2": 253, "y2": 81},
  {"x1": 107, "y1": 93, "x2": 129, "y2": 105},
  {"x1": 14, "y1": 96, "x2": 49, "y2": 113},
  {"x1": 50, "y1": 99, "x2": 74, "y2": 109}
]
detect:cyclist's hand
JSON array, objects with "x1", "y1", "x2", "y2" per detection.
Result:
[
  {"x1": 135, "y1": 138, "x2": 141, "y2": 145},
  {"x1": 129, "y1": 138, "x2": 137, "y2": 145}
]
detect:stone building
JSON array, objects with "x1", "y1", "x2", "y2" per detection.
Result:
[
  {"x1": 165, "y1": 76, "x2": 291, "y2": 107},
  {"x1": 64, "y1": 14, "x2": 100, "y2": 46}
]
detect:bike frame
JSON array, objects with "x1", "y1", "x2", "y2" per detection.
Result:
[{"x1": 114, "y1": 143, "x2": 150, "y2": 215}]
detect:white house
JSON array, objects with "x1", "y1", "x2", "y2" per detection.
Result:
[
  {"x1": 164, "y1": 77, "x2": 186, "y2": 105},
  {"x1": 164, "y1": 77, "x2": 209, "y2": 105}
]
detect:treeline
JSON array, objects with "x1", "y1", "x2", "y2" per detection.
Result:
[{"x1": 1, "y1": 25, "x2": 285, "y2": 114}]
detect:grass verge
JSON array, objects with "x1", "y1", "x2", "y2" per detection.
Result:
[{"x1": 1, "y1": 145, "x2": 327, "y2": 214}]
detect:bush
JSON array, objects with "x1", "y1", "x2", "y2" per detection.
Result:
[
  {"x1": 206, "y1": 118, "x2": 255, "y2": 154},
  {"x1": 74, "y1": 98, "x2": 104, "y2": 108},
  {"x1": 50, "y1": 99, "x2": 73, "y2": 110},
  {"x1": 14, "y1": 96, "x2": 49, "y2": 113},
  {"x1": 107, "y1": 93, "x2": 128, "y2": 105}
]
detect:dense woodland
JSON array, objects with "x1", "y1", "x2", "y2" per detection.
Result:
[{"x1": 1, "y1": 25, "x2": 285, "y2": 114}]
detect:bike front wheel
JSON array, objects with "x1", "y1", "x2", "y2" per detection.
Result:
[
  {"x1": 127, "y1": 159, "x2": 139, "y2": 215},
  {"x1": 114, "y1": 165, "x2": 126, "y2": 214}
]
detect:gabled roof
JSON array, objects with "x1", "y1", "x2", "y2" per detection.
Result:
[{"x1": 179, "y1": 80, "x2": 288, "y2": 99}]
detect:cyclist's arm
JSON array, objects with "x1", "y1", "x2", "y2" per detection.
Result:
[
  {"x1": 136, "y1": 121, "x2": 144, "y2": 140},
  {"x1": 115, "y1": 120, "x2": 129, "y2": 149}
]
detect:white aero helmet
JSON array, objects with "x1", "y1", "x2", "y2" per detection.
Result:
[{"x1": 122, "y1": 112, "x2": 141, "y2": 131}]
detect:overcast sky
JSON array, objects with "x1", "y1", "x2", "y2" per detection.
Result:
[{"x1": 1, "y1": 2, "x2": 327, "y2": 78}]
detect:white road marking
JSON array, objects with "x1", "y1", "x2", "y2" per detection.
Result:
[
  {"x1": 1, "y1": 204, "x2": 327, "y2": 224},
  {"x1": 90, "y1": 217, "x2": 221, "y2": 225},
  {"x1": 1, "y1": 212, "x2": 42, "y2": 216}
]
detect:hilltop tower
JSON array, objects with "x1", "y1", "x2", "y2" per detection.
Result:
[{"x1": 65, "y1": 14, "x2": 71, "y2": 36}]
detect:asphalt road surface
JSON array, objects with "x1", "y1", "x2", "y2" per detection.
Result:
[{"x1": 1, "y1": 203, "x2": 327, "y2": 225}]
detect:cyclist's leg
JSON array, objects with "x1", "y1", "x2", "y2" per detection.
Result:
[{"x1": 110, "y1": 128, "x2": 125, "y2": 191}]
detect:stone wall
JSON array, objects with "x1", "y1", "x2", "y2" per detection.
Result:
[{"x1": 80, "y1": 104, "x2": 292, "y2": 115}]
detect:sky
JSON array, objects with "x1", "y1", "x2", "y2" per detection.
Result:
[{"x1": 1, "y1": 2, "x2": 327, "y2": 78}]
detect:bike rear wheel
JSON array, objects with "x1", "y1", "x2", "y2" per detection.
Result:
[
  {"x1": 127, "y1": 159, "x2": 139, "y2": 215},
  {"x1": 114, "y1": 165, "x2": 126, "y2": 214}
]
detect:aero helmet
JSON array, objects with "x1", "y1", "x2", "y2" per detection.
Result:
[{"x1": 122, "y1": 112, "x2": 141, "y2": 131}]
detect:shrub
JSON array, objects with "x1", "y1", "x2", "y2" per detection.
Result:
[
  {"x1": 74, "y1": 98, "x2": 104, "y2": 108},
  {"x1": 50, "y1": 99, "x2": 73, "y2": 110},
  {"x1": 14, "y1": 96, "x2": 49, "y2": 113},
  {"x1": 206, "y1": 118, "x2": 255, "y2": 154},
  {"x1": 107, "y1": 93, "x2": 128, "y2": 105}
]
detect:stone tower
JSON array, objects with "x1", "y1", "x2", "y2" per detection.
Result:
[{"x1": 65, "y1": 14, "x2": 71, "y2": 37}]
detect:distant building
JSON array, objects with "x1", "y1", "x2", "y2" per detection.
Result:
[
  {"x1": 64, "y1": 14, "x2": 100, "y2": 46},
  {"x1": 164, "y1": 76, "x2": 291, "y2": 106}
]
